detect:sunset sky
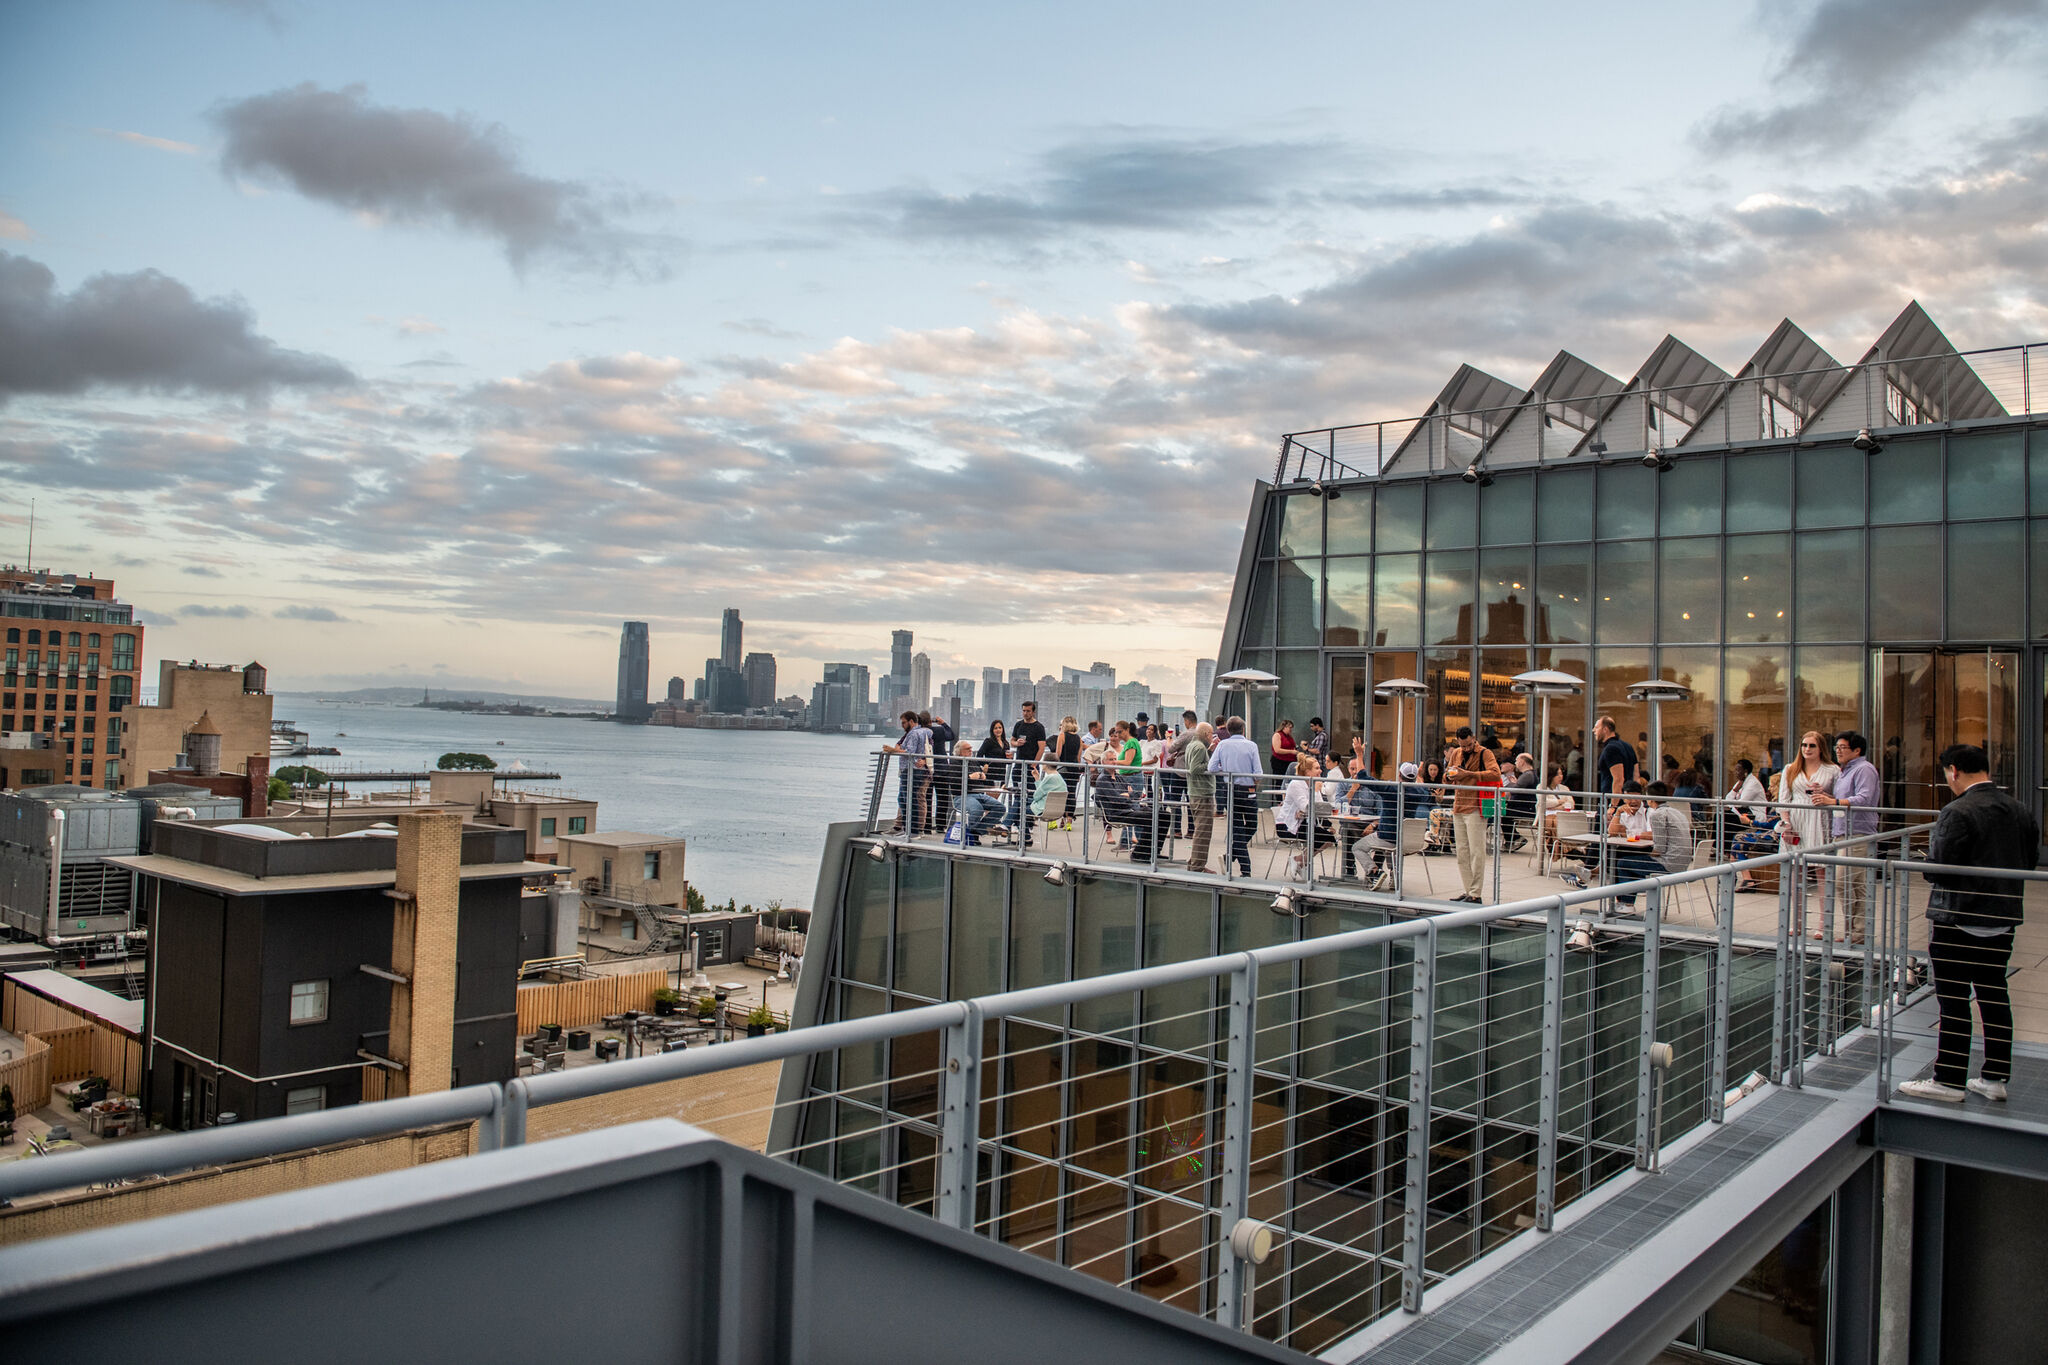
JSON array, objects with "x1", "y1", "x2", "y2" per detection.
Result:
[{"x1": 3, "y1": 0, "x2": 2044, "y2": 702}]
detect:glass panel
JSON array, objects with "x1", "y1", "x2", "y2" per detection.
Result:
[
  {"x1": 1257, "y1": 495, "x2": 1282, "y2": 556},
  {"x1": 1725, "y1": 533, "x2": 1790, "y2": 645},
  {"x1": 1426, "y1": 551, "x2": 1476, "y2": 646},
  {"x1": 1658, "y1": 458, "x2": 1719, "y2": 537},
  {"x1": 840, "y1": 855, "x2": 891, "y2": 987},
  {"x1": 1656, "y1": 646, "x2": 1720, "y2": 790},
  {"x1": 2034, "y1": 522, "x2": 2048, "y2": 641},
  {"x1": 1427, "y1": 478, "x2": 1477, "y2": 550},
  {"x1": 1276, "y1": 650, "x2": 1319, "y2": 740},
  {"x1": 1324, "y1": 486, "x2": 1372, "y2": 556},
  {"x1": 1594, "y1": 540, "x2": 1654, "y2": 644},
  {"x1": 1424, "y1": 648, "x2": 1474, "y2": 757},
  {"x1": 1726, "y1": 648, "x2": 1790, "y2": 778},
  {"x1": 1532, "y1": 645, "x2": 1591, "y2": 784},
  {"x1": 893, "y1": 856, "x2": 945, "y2": 999},
  {"x1": 1241, "y1": 562, "x2": 1274, "y2": 647},
  {"x1": 1278, "y1": 493, "x2": 1322, "y2": 557},
  {"x1": 1371, "y1": 651, "x2": 1420, "y2": 777},
  {"x1": 1949, "y1": 522, "x2": 2023, "y2": 639},
  {"x1": 1869, "y1": 438, "x2": 1941, "y2": 524},
  {"x1": 1477, "y1": 547, "x2": 1530, "y2": 645},
  {"x1": 1795, "y1": 646, "x2": 1865, "y2": 739},
  {"x1": 1795, "y1": 529, "x2": 1865, "y2": 641},
  {"x1": 1870, "y1": 525, "x2": 1943, "y2": 640},
  {"x1": 950, "y1": 860, "x2": 1005, "y2": 1001},
  {"x1": 1477, "y1": 649, "x2": 1529, "y2": 754},
  {"x1": 1597, "y1": 464, "x2": 1654, "y2": 540},
  {"x1": 1537, "y1": 466, "x2": 1593, "y2": 542},
  {"x1": 1297, "y1": 905, "x2": 1388, "y2": 1091},
  {"x1": 1008, "y1": 868, "x2": 1068, "y2": 1006},
  {"x1": 1325, "y1": 558, "x2": 1370, "y2": 647},
  {"x1": 1726, "y1": 450, "x2": 1791, "y2": 533},
  {"x1": 1329, "y1": 657, "x2": 1370, "y2": 767},
  {"x1": 1948, "y1": 429, "x2": 2025, "y2": 522},
  {"x1": 1373, "y1": 553, "x2": 1420, "y2": 648},
  {"x1": 1535, "y1": 543, "x2": 1591, "y2": 645},
  {"x1": 2033, "y1": 431, "x2": 2048, "y2": 517},
  {"x1": 1219, "y1": 893, "x2": 1296, "y2": 1068},
  {"x1": 1073, "y1": 878, "x2": 1138, "y2": 1036},
  {"x1": 1593, "y1": 648, "x2": 1653, "y2": 779},
  {"x1": 1877, "y1": 651, "x2": 1938, "y2": 815},
  {"x1": 1480, "y1": 472, "x2": 1532, "y2": 546},
  {"x1": 1795, "y1": 446, "x2": 1863, "y2": 528},
  {"x1": 1700, "y1": 1202, "x2": 1830, "y2": 1365},
  {"x1": 1658, "y1": 537, "x2": 1719, "y2": 644},
  {"x1": 1141, "y1": 885, "x2": 1213, "y2": 1054},
  {"x1": 1377, "y1": 482, "x2": 1423, "y2": 554},
  {"x1": 1275, "y1": 558, "x2": 1320, "y2": 645}
]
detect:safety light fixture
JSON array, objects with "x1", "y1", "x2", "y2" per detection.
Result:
[
  {"x1": 1853, "y1": 427, "x2": 1883, "y2": 453},
  {"x1": 1460, "y1": 463, "x2": 1493, "y2": 487},
  {"x1": 866, "y1": 841, "x2": 889, "y2": 863},
  {"x1": 1043, "y1": 862, "x2": 1071, "y2": 887}
]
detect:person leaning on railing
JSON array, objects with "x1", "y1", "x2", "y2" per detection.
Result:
[
  {"x1": 1210, "y1": 716, "x2": 1262, "y2": 878},
  {"x1": 1808, "y1": 731, "x2": 1881, "y2": 944},
  {"x1": 1897, "y1": 743, "x2": 2041, "y2": 1105}
]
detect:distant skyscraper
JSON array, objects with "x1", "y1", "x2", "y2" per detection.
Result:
[
  {"x1": 910, "y1": 653, "x2": 932, "y2": 712},
  {"x1": 1062, "y1": 664, "x2": 1115, "y2": 691},
  {"x1": 667, "y1": 676, "x2": 687, "y2": 702},
  {"x1": 720, "y1": 608, "x2": 744, "y2": 672},
  {"x1": 615, "y1": 621, "x2": 651, "y2": 721},
  {"x1": 891, "y1": 630, "x2": 913, "y2": 683},
  {"x1": 742, "y1": 652, "x2": 777, "y2": 709},
  {"x1": 823, "y1": 662, "x2": 871, "y2": 718},
  {"x1": 1194, "y1": 659, "x2": 1216, "y2": 714},
  {"x1": 1090, "y1": 662, "x2": 1117, "y2": 689}
]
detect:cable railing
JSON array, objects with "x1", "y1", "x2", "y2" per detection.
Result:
[
  {"x1": 1273, "y1": 341, "x2": 2043, "y2": 484},
  {"x1": 0, "y1": 820, "x2": 1967, "y2": 1354}
]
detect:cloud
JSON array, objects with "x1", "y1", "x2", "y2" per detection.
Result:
[
  {"x1": 396, "y1": 315, "x2": 444, "y2": 336},
  {"x1": 0, "y1": 251, "x2": 354, "y2": 402},
  {"x1": 722, "y1": 316, "x2": 803, "y2": 340},
  {"x1": 1696, "y1": 0, "x2": 2048, "y2": 154},
  {"x1": 181, "y1": 565, "x2": 222, "y2": 576},
  {"x1": 104, "y1": 129, "x2": 200, "y2": 156},
  {"x1": 275, "y1": 604, "x2": 348, "y2": 622},
  {"x1": 212, "y1": 83, "x2": 669, "y2": 274},
  {"x1": 180, "y1": 603, "x2": 254, "y2": 618},
  {"x1": 0, "y1": 209, "x2": 29, "y2": 241}
]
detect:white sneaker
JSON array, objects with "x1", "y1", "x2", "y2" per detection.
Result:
[
  {"x1": 1896, "y1": 1078, "x2": 1966, "y2": 1103},
  {"x1": 1967, "y1": 1078, "x2": 2009, "y2": 1102}
]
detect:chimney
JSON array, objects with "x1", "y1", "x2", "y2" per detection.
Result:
[
  {"x1": 186, "y1": 711, "x2": 222, "y2": 776},
  {"x1": 245, "y1": 753, "x2": 271, "y2": 817},
  {"x1": 383, "y1": 811, "x2": 464, "y2": 1098}
]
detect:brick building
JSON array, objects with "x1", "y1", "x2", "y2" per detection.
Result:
[
  {"x1": 0, "y1": 567, "x2": 145, "y2": 788},
  {"x1": 118, "y1": 660, "x2": 273, "y2": 795}
]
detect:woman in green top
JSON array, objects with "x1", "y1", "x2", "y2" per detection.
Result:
[{"x1": 1113, "y1": 720, "x2": 1144, "y2": 774}]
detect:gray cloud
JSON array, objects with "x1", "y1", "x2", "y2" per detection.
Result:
[
  {"x1": 180, "y1": 603, "x2": 254, "y2": 618},
  {"x1": 275, "y1": 604, "x2": 348, "y2": 622},
  {"x1": 1697, "y1": 0, "x2": 2047, "y2": 153},
  {"x1": 213, "y1": 83, "x2": 669, "y2": 274},
  {"x1": 0, "y1": 252, "x2": 353, "y2": 403}
]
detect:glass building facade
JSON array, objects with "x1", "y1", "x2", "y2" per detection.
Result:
[{"x1": 1225, "y1": 422, "x2": 2042, "y2": 824}]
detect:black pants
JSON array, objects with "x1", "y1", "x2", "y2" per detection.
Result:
[
  {"x1": 1930, "y1": 922, "x2": 2016, "y2": 1087},
  {"x1": 1226, "y1": 786, "x2": 1257, "y2": 875}
]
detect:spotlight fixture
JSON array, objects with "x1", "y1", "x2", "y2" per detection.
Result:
[
  {"x1": 866, "y1": 841, "x2": 889, "y2": 863},
  {"x1": 1043, "y1": 862, "x2": 1071, "y2": 887},
  {"x1": 1852, "y1": 427, "x2": 1883, "y2": 453},
  {"x1": 1460, "y1": 463, "x2": 1493, "y2": 487},
  {"x1": 1587, "y1": 439, "x2": 1608, "y2": 456},
  {"x1": 1325, "y1": 486, "x2": 1342, "y2": 500},
  {"x1": 1567, "y1": 919, "x2": 1595, "y2": 952},
  {"x1": 1269, "y1": 889, "x2": 1297, "y2": 917},
  {"x1": 1641, "y1": 449, "x2": 1674, "y2": 472},
  {"x1": 1310, "y1": 480, "x2": 1327, "y2": 499}
]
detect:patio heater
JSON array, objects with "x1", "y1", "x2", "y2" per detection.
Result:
[
  {"x1": 1511, "y1": 668, "x2": 1586, "y2": 874},
  {"x1": 1213, "y1": 668, "x2": 1281, "y2": 726},
  {"x1": 1625, "y1": 680, "x2": 1692, "y2": 781},
  {"x1": 1373, "y1": 677, "x2": 1428, "y2": 777}
]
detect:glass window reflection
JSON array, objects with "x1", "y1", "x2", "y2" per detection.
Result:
[
  {"x1": 1795, "y1": 447, "x2": 1863, "y2": 528},
  {"x1": 1326, "y1": 487, "x2": 1374, "y2": 554},
  {"x1": 1595, "y1": 540, "x2": 1654, "y2": 643},
  {"x1": 1725, "y1": 533, "x2": 1790, "y2": 644},
  {"x1": 1871, "y1": 525, "x2": 1942, "y2": 640},
  {"x1": 1948, "y1": 430, "x2": 2025, "y2": 522},
  {"x1": 1478, "y1": 548, "x2": 1531, "y2": 645},
  {"x1": 1659, "y1": 537, "x2": 1719, "y2": 644},
  {"x1": 1949, "y1": 521, "x2": 2023, "y2": 639},
  {"x1": 1378, "y1": 482, "x2": 1423, "y2": 553},
  {"x1": 1796, "y1": 645, "x2": 1865, "y2": 739},
  {"x1": 1795, "y1": 529, "x2": 1864, "y2": 640},
  {"x1": 1868, "y1": 439, "x2": 1941, "y2": 524},
  {"x1": 1537, "y1": 466, "x2": 1593, "y2": 542},
  {"x1": 1535, "y1": 543, "x2": 1591, "y2": 645},
  {"x1": 1658, "y1": 459, "x2": 1719, "y2": 537},
  {"x1": 1325, "y1": 558, "x2": 1371, "y2": 647},
  {"x1": 1726, "y1": 450, "x2": 1791, "y2": 532},
  {"x1": 1725, "y1": 648, "x2": 1791, "y2": 775},
  {"x1": 1275, "y1": 558, "x2": 1321, "y2": 645},
  {"x1": 1278, "y1": 493, "x2": 1322, "y2": 557},
  {"x1": 1426, "y1": 551, "x2": 1476, "y2": 645},
  {"x1": 1480, "y1": 473, "x2": 1533, "y2": 546},
  {"x1": 1373, "y1": 554, "x2": 1420, "y2": 648},
  {"x1": 1598, "y1": 464, "x2": 1655, "y2": 540},
  {"x1": 1427, "y1": 478, "x2": 1477, "y2": 550}
]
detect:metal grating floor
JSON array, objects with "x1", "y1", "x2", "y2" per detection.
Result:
[
  {"x1": 1801, "y1": 1034, "x2": 1907, "y2": 1091},
  {"x1": 1344, "y1": 1090, "x2": 1830, "y2": 1365}
]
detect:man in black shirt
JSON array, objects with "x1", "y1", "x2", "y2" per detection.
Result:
[
  {"x1": 1898, "y1": 743, "x2": 2040, "y2": 1104},
  {"x1": 1593, "y1": 714, "x2": 1638, "y2": 795},
  {"x1": 1012, "y1": 700, "x2": 1047, "y2": 766}
]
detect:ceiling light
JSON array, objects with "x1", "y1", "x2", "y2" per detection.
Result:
[{"x1": 1853, "y1": 428, "x2": 1883, "y2": 453}]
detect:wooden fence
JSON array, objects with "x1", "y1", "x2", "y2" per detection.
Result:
[
  {"x1": 515, "y1": 968, "x2": 667, "y2": 1034},
  {"x1": 0, "y1": 981, "x2": 145, "y2": 1096},
  {"x1": 0, "y1": 1033, "x2": 52, "y2": 1113}
]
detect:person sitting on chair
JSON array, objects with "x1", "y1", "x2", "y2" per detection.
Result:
[
  {"x1": 1275, "y1": 755, "x2": 1336, "y2": 877},
  {"x1": 1605, "y1": 782, "x2": 1692, "y2": 915}
]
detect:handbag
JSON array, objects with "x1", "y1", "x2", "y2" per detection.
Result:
[{"x1": 944, "y1": 813, "x2": 967, "y2": 846}]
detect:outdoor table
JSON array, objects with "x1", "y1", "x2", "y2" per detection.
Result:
[{"x1": 1555, "y1": 830, "x2": 1659, "y2": 888}]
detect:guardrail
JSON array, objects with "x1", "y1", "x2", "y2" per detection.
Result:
[{"x1": 0, "y1": 821, "x2": 1949, "y2": 1348}]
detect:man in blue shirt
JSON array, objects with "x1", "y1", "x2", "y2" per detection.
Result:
[
  {"x1": 1209, "y1": 716, "x2": 1262, "y2": 877},
  {"x1": 1812, "y1": 730, "x2": 1882, "y2": 943}
]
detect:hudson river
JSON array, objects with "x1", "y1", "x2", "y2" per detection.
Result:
[{"x1": 274, "y1": 695, "x2": 881, "y2": 912}]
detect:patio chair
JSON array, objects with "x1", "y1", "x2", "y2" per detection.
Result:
[{"x1": 1362, "y1": 817, "x2": 1435, "y2": 897}]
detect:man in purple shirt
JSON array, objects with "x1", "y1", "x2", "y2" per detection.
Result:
[{"x1": 1812, "y1": 730, "x2": 1880, "y2": 943}]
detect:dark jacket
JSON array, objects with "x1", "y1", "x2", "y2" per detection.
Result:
[{"x1": 1925, "y1": 782, "x2": 2040, "y2": 930}]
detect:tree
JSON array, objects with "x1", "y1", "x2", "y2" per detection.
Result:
[
  {"x1": 274, "y1": 765, "x2": 329, "y2": 787},
  {"x1": 436, "y1": 752, "x2": 498, "y2": 771},
  {"x1": 685, "y1": 885, "x2": 707, "y2": 916},
  {"x1": 267, "y1": 775, "x2": 291, "y2": 803}
]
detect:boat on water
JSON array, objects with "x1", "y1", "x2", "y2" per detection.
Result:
[{"x1": 272, "y1": 720, "x2": 342, "y2": 759}]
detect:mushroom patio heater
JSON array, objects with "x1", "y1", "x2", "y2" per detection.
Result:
[
  {"x1": 1214, "y1": 668, "x2": 1281, "y2": 726},
  {"x1": 1625, "y1": 680, "x2": 1692, "y2": 782},
  {"x1": 1374, "y1": 677, "x2": 1428, "y2": 777},
  {"x1": 1511, "y1": 668, "x2": 1586, "y2": 873}
]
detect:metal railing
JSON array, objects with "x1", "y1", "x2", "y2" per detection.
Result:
[
  {"x1": 0, "y1": 822, "x2": 1956, "y2": 1351},
  {"x1": 1273, "y1": 341, "x2": 2042, "y2": 484}
]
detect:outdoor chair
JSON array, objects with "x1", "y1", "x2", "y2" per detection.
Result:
[{"x1": 1362, "y1": 817, "x2": 1435, "y2": 897}]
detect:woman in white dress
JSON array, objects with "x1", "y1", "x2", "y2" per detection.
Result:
[{"x1": 1779, "y1": 731, "x2": 1839, "y2": 894}]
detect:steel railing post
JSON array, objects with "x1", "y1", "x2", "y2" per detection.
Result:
[
  {"x1": 1710, "y1": 869, "x2": 1735, "y2": 1123},
  {"x1": 1536, "y1": 900, "x2": 1564, "y2": 1232},
  {"x1": 501, "y1": 1077, "x2": 529, "y2": 1147},
  {"x1": 1820, "y1": 861, "x2": 1837, "y2": 1056},
  {"x1": 1401, "y1": 922, "x2": 1437, "y2": 1313},
  {"x1": 937, "y1": 1001, "x2": 985, "y2": 1232},
  {"x1": 1218, "y1": 955, "x2": 1260, "y2": 1332},
  {"x1": 1634, "y1": 885, "x2": 1662, "y2": 1171},
  {"x1": 1392, "y1": 784, "x2": 1405, "y2": 895},
  {"x1": 1149, "y1": 770, "x2": 1161, "y2": 873},
  {"x1": 865, "y1": 752, "x2": 888, "y2": 832},
  {"x1": 1791, "y1": 852, "x2": 1808, "y2": 1088},
  {"x1": 475, "y1": 1084, "x2": 503, "y2": 1153},
  {"x1": 1081, "y1": 771, "x2": 1093, "y2": 863},
  {"x1": 1223, "y1": 778, "x2": 1235, "y2": 883}
]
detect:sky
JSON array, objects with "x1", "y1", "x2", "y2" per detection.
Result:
[{"x1": 2, "y1": 0, "x2": 2045, "y2": 705}]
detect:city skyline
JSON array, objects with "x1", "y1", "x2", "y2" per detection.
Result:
[{"x1": 4, "y1": 4, "x2": 2043, "y2": 706}]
